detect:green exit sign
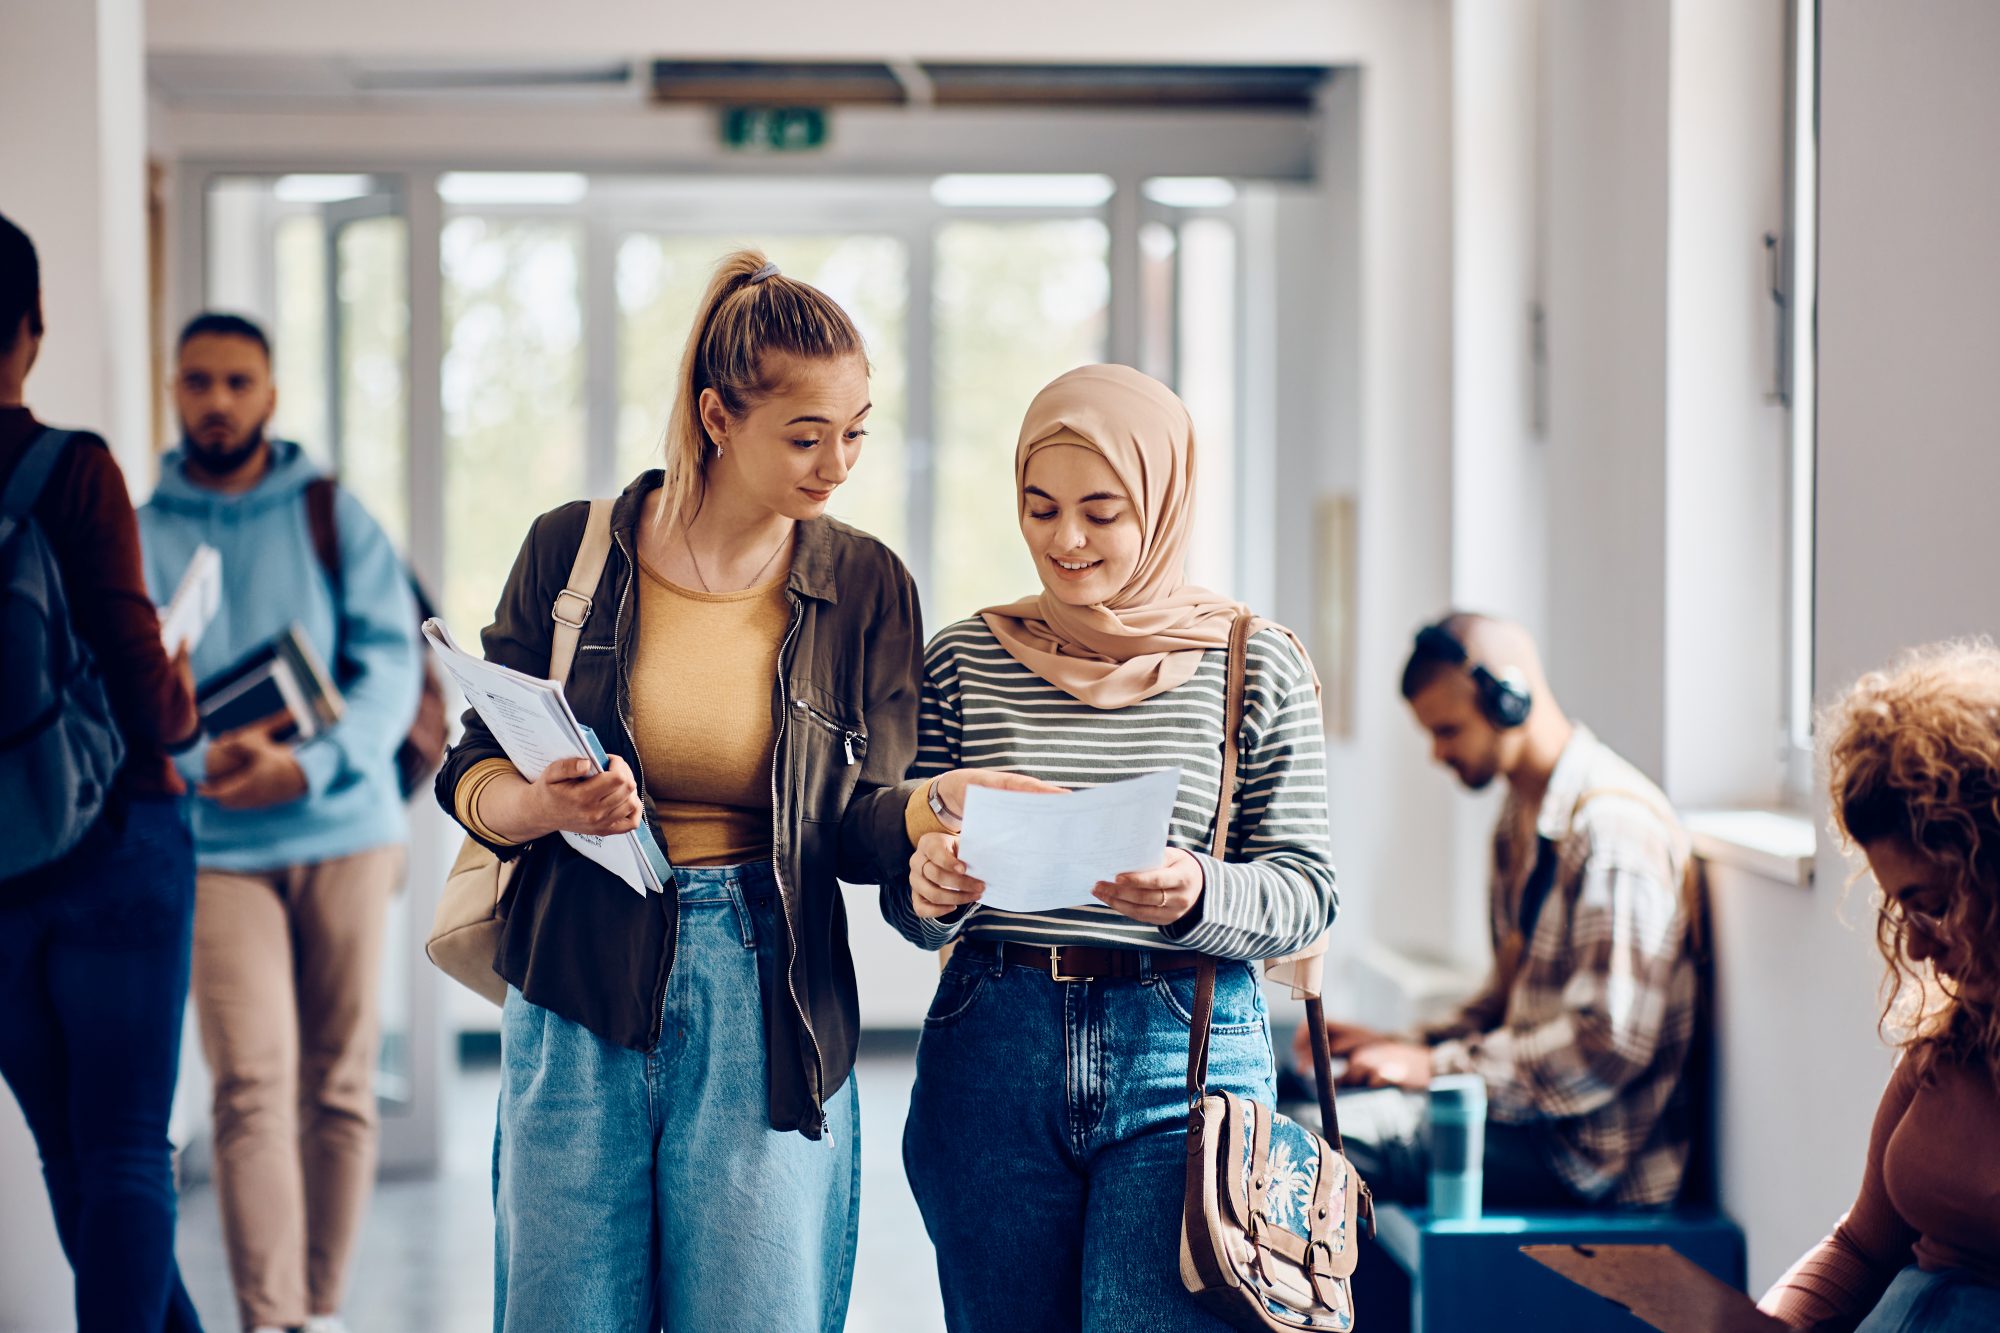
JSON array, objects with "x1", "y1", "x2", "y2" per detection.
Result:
[{"x1": 720, "y1": 107, "x2": 829, "y2": 153}]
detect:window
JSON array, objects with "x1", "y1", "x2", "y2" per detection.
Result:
[
  {"x1": 1782, "y1": 0, "x2": 1820, "y2": 791},
  {"x1": 439, "y1": 213, "x2": 585, "y2": 642},
  {"x1": 932, "y1": 218, "x2": 1109, "y2": 621},
  {"x1": 1166, "y1": 213, "x2": 1239, "y2": 593},
  {"x1": 201, "y1": 171, "x2": 1250, "y2": 642},
  {"x1": 207, "y1": 176, "x2": 410, "y2": 547},
  {"x1": 333, "y1": 215, "x2": 410, "y2": 551},
  {"x1": 200, "y1": 170, "x2": 418, "y2": 1128}
]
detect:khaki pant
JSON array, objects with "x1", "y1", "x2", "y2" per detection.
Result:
[{"x1": 192, "y1": 845, "x2": 402, "y2": 1330}]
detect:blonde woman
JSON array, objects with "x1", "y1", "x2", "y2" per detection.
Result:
[
  {"x1": 879, "y1": 364, "x2": 1338, "y2": 1331},
  {"x1": 435, "y1": 252, "x2": 923, "y2": 1331},
  {"x1": 1760, "y1": 642, "x2": 2000, "y2": 1332}
]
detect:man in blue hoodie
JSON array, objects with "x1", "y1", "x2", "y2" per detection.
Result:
[{"x1": 139, "y1": 312, "x2": 419, "y2": 1333}]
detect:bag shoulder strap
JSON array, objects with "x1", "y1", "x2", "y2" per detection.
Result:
[
  {"x1": 2, "y1": 427, "x2": 77, "y2": 519},
  {"x1": 1247, "y1": 616, "x2": 1329, "y2": 1001},
  {"x1": 304, "y1": 476, "x2": 342, "y2": 591},
  {"x1": 548, "y1": 499, "x2": 613, "y2": 683},
  {"x1": 1188, "y1": 609, "x2": 1256, "y2": 1111},
  {"x1": 1189, "y1": 607, "x2": 1345, "y2": 1150},
  {"x1": 1206, "y1": 608, "x2": 1255, "y2": 859}
]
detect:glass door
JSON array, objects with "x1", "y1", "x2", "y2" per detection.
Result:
[{"x1": 202, "y1": 173, "x2": 438, "y2": 1175}]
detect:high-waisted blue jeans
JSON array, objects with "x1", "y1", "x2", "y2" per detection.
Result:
[{"x1": 493, "y1": 861, "x2": 859, "y2": 1332}]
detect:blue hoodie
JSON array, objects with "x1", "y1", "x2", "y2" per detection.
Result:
[{"x1": 139, "y1": 439, "x2": 421, "y2": 871}]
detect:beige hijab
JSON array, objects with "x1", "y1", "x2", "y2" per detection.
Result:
[{"x1": 980, "y1": 364, "x2": 1242, "y2": 709}]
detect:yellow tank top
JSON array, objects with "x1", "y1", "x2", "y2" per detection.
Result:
[{"x1": 627, "y1": 556, "x2": 790, "y2": 867}]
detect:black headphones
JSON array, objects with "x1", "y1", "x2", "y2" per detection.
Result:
[{"x1": 1414, "y1": 621, "x2": 1533, "y2": 730}]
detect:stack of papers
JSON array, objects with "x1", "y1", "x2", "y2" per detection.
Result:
[
  {"x1": 957, "y1": 767, "x2": 1182, "y2": 912},
  {"x1": 423, "y1": 618, "x2": 666, "y2": 897},
  {"x1": 160, "y1": 544, "x2": 221, "y2": 655}
]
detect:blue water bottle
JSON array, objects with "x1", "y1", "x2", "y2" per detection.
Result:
[{"x1": 1427, "y1": 1073, "x2": 1487, "y2": 1220}]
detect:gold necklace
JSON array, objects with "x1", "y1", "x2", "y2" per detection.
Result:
[{"x1": 681, "y1": 519, "x2": 792, "y2": 594}]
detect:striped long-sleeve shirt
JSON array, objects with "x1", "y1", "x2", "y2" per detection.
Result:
[{"x1": 877, "y1": 617, "x2": 1337, "y2": 960}]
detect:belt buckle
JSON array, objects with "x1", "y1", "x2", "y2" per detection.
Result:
[{"x1": 1047, "y1": 947, "x2": 1089, "y2": 983}]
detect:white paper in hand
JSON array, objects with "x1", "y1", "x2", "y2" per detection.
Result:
[
  {"x1": 422, "y1": 618, "x2": 663, "y2": 896},
  {"x1": 957, "y1": 767, "x2": 1183, "y2": 913}
]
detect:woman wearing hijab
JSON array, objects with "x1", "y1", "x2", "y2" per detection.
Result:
[{"x1": 879, "y1": 363, "x2": 1338, "y2": 1330}]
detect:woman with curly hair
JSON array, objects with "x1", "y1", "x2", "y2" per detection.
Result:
[{"x1": 1759, "y1": 641, "x2": 2000, "y2": 1332}]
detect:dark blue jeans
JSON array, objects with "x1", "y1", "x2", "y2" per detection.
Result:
[
  {"x1": 904, "y1": 946, "x2": 1278, "y2": 1332},
  {"x1": 0, "y1": 795, "x2": 203, "y2": 1332}
]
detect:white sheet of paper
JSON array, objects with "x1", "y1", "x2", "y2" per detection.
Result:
[
  {"x1": 957, "y1": 767, "x2": 1183, "y2": 913},
  {"x1": 160, "y1": 544, "x2": 222, "y2": 656},
  {"x1": 422, "y1": 618, "x2": 662, "y2": 896}
]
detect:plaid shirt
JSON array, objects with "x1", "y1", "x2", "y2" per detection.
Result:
[{"x1": 1425, "y1": 726, "x2": 1698, "y2": 1206}]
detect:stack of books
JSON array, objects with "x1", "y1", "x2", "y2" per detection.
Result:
[{"x1": 196, "y1": 622, "x2": 345, "y2": 741}]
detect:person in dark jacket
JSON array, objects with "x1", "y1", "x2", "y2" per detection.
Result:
[
  {"x1": 436, "y1": 250, "x2": 1027, "y2": 1331},
  {"x1": 0, "y1": 212, "x2": 204, "y2": 1331}
]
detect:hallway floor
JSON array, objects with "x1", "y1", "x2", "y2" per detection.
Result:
[{"x1": 175, "y1": 1039, "x2": 944, "y2": 1332}]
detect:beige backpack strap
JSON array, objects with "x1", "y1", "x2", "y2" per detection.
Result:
[{"x1": 548, "y1": 499, "x2": 614, "y2": 683}]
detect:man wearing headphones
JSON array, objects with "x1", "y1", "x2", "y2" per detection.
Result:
[{"x1": 1294, "y1": 612, "x2": 1699, "y2": 1209}]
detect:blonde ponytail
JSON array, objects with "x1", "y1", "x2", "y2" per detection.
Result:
[{"x1": 657, "y1": 249, "x2": 865, "y2": 528}]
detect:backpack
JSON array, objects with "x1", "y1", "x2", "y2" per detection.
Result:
[
  {"x1": 303, "y1": 476, "x2": 448, "y2": 801},
  {"x1": 0, "y1": 429, "x2": 127, "y2": 879}
]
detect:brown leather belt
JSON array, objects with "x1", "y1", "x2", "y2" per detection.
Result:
[{"x1": 963, "y1": 940, "x2": 1215, "y2": 982}]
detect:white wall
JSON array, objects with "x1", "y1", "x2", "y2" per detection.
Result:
[
  {"x1": 1707, "y1": 854, "x2": 1889, "y2": 1291},
  {"x1": 1441, "y1": 0, "x2": 1547, "y2": 968},
  {"x1": 1816, "y1": 0, "x2": 2000, "y2": 682},
  {"x1": 1307, "y1": 10, "x2": 1462, "y2": 977},
  {"x1": 1451, "y1": 0, "x2": 1547, "y2": 641},
  {"x1": 1755, "y1": 0, "x2": 2000, "y2": 1289},
  {"x1": 1662, "y1": 0, "x2": 1788, "y2": 809},
  {"x1": 0, "y1": 3, "x2": 152, "y2": 1325},
  {"x1": 1541, "y1": 0, "x2": 1673, "y2": 782},
  {"x1": 1, "y1": 0, "x2": 153, "y2": 484}
]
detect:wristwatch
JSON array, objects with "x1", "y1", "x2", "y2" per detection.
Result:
[{"x1": 927, "y1": 779, "x2": 958, "y2": 828}]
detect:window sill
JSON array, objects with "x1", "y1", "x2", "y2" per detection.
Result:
[{"x1": 1684, "y1": 808, "x2": 1817, "y2": 888}]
